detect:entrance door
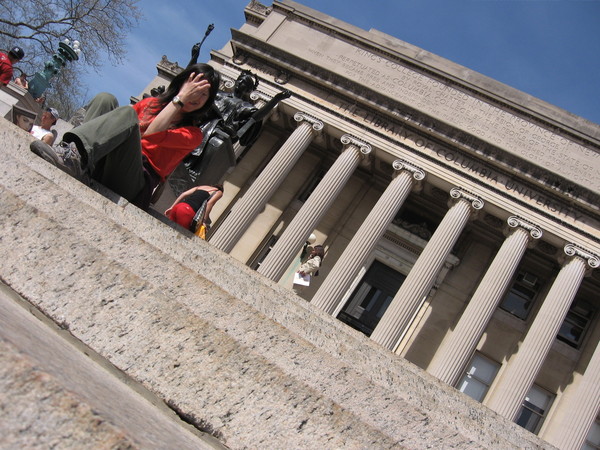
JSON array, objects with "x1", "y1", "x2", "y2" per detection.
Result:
[{"x1": 338, "y1": 260, "x2": 406, "y2": 336}]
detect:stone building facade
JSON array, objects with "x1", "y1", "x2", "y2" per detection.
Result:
[{"x1": 143, "y1": 1, "x2": 600, "y2": 448}]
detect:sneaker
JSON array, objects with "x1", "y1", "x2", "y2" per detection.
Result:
[{"x1": 30, "y1": 140, "x2": 87, "y2": 182}]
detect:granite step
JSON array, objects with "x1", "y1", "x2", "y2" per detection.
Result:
[
  {"x1": 0, "y1": 283, "x2": 223, "y2": 449},
  {"x1": 0, "y1": 119, "x2": 551, "y2": 449}
]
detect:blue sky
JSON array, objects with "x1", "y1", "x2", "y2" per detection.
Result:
[{"x1": 80, "y1": 0, "x2": 600, "y2": 125}]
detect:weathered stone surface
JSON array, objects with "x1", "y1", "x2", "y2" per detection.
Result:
[
  {"x1": 0, "y1": 281, "x2": 225, "y2": 450},
  {"x1": 0, "y1": 338, "x2": 135, "y2": 449},
  {"x1": 0, "y1": 117, "x2": 552, "y2": 448}
]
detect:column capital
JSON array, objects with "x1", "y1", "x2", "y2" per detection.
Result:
[
  {"x1": 340, "y1": 134, "x2": 372, "y2": 156},
  {"x1": 507, "y1": 216, "x2": 543, "y2": 240},
  {"x1": 221, "y1": 73, "x2": 236, "y2": 90},
  {"x1": 250, "y1": 90, "x2": 272, "y2": 103},
  {"x1": 564, "y1": 243, "x2": 600, "y2": 269},
  {"x1": 449, "y1": 187, "x2": 484, "y2": 210},
  {"x1": 293, "y1": 112, "x2": 324, "y2": 131},
  {"x1": 392, "y1": 159, "x2": 426, "y2": 181}
]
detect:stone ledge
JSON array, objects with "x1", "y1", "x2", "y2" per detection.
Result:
[{"x1": 0, "y1": 118, "x2": 552, "y2": 449}]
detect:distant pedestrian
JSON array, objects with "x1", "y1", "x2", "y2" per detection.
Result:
[
  {"x1": 297, "y1": 244, "x2": 325, "y2": 279},
  {"x1": 0, "y1": 46, "x2": 25, "y2": 86},
  {"x1": 14, "y1": 72, "x2": 28, "y2": 89},
  {"x1": 294, "y1": 244, "x2": 325, "y2": 292}
]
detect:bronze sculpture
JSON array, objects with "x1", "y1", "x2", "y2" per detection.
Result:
[{"x1": 167, "y1": 69, "x2": 291, "y2": 196}]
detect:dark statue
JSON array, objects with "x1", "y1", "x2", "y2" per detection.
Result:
[
  {"x1": 187, "y1": 24, "x2": 214, "y2": 69},
  {"x1": 167, "y1": 69, "x2": 291, "y2": 196}
]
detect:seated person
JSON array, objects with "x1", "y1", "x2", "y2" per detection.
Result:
[
  {"x1": 29, "y1": 63, "x2": 220, "y2": 211},
  {"x1": 14, "y1": 72, "x2": 28, "y2": 88},
  {"x1": 0, "y1": 46, "x2": 24, "y2": 86},
  {"x1": 165, "y1": 184, "x2": 223, "y2": 231},
  {"x1": 30, "y1": 107, "x2": 59, "y2": 145}
]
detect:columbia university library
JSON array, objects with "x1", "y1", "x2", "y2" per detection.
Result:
[{"x1": 140, "y1": 1, "x2": 600, "y2": 448}]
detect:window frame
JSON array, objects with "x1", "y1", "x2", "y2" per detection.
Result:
[
  {"x1": 499, "y1": 270, "x2": 541, "y2": 320},
  {"x1": 456, "y1": 352, "x2": 500, "y2": 403},
  {"x1": 515, "y1": 384, "x2": 554, "y2": 435},
  {"x1": 557, "y1": 297, "x2": 596, "y2": 349}
]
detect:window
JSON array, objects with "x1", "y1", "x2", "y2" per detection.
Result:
[
  {"x1": 338, "y1": 261, "x2": 405, "y2": 336},
  {"x1": 515, "y1": 385, "x2": 554, "y2": 434},
  {"x1": 558, "y1": 298, "x2": 595, "y2": 348},
  {"x1": 500, "y1": 271, "x2": 541, "y2": 320},
  {"x1": 456, "y1": 353, "x2": 500, "y2": 402},
  {"x1": 583, "y1": 417, "x2": 600, "y2": 450}
]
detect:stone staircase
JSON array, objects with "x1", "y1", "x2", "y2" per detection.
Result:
[{"x1": 0, "y1": 118, "x2": 552, "y2": 449}]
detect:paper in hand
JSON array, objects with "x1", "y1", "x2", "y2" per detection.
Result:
[{"x1": 293, "y1": 272, "x2": 311, "y2": 286}]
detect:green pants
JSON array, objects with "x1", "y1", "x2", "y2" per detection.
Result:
[{"x1": 63, "y1": 93, "x2": 148, "y2": 206}]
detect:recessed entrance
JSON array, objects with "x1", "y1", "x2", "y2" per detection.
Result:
[{"x1": 338, "y1": 260, "x2": 406, "y2": 336}]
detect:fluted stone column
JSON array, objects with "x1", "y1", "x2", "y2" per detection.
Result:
[
  {"x1": 486, "y1": 243, "x2": 600, "y2": 421},
  {"x1": 370, "y1": 187, "x2": 484, "y2": 350},
  {"x1": 545, "y1": 339, "x2": 600, "y2": 450},
  {"x1": 257, "y1": 135, "x2": 372, "y2": 281},
  {"x1": 311, "y1": 159, "x2": 425, "y2": 314},
  {"x1": 429, "y1": 216, "x2": 542, "y2": 385},
  {"x1": 210, "y1": 112, "x2": 323, "y2": 253}
]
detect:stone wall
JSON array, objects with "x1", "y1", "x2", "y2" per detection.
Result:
[{"x1": 0, "y1": 117, "x2": 553, "y2": 448}]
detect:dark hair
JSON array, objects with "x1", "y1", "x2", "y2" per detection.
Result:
[
  {"x1": 313, "y1": 245, "x2": 325, "y2": 259},
  {"x1": 153, "y1": 63, "x2": 220, "y2": 127}
]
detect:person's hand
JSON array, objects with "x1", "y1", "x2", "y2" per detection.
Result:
[
  {"x1": 178, "y1": 73, "x2": 211, "y2": 111},
  {"x1": 165, "y1": 207, "x2": 173, "y2": 216}
]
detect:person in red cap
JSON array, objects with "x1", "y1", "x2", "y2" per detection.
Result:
[
  {"x1": 165, "y1": 184, "x2": 223, "y2": 232},
  {"x1": 0, "y1": 46, "x2": 25, "y2": 86}
]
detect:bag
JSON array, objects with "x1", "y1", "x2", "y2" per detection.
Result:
[
  {"x1": 189, "y1": 200, "x2": 208, "y2": 233},
  {"x1": 189, "y1": 189, "x2": 218, "y2": 236},
  {"x1": 195, "y1": 224, "x2": 207, "y2": 240}
]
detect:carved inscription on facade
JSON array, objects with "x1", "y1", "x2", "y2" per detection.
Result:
[
  {"x1": 272, "y1": 23, "x2": 599, "y2": 191},
  {"x1": 333, "y1": 98, "x2": 594, "y2": 226}
]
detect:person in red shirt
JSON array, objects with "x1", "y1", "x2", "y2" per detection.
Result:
[
  {"x1": 30, "y1": 63, "x2": 220, "y2": 210},
  {"x1": 0, "y1": 46, "x2": 24, "y2": 85}
]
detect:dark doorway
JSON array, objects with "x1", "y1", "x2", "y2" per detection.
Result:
[{"x1": 338, "y1": 260, "x2": 406, "y2": 336}]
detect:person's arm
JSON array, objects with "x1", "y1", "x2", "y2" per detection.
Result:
[
  {"x1": 41, "y1": 132, "x2": 55, "y2": 145},
  {"x1": 298, "y1": 256, "x2": 321, "y2": 276},
  {"x1": 203, "y1": 190, "x2": 223, "y2": 224},
  {"x1": 164, "y1": 186, "x2": 200, "y2": 215},
  {"x1": 144, "y1": 72, "x2": 211, "y2": 137}
]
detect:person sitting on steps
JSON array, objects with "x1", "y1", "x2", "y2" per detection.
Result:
[
  {"x1": 30, "y1": 63, "x2": 220, "y2": 211},
  {"x1": 30, "y1": 107, "x2": 59, "y2": 145},
  {"x1": 165, "y1": 184, "x2": 223, "y2": 231}
]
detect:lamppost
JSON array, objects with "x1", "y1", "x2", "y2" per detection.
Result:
[
  {"x1": 187, "y1": 24, "x2": 214, "y2": 68},
  {"x1": 28, "y1": 39, "x2": 81, "y2": 99}
]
